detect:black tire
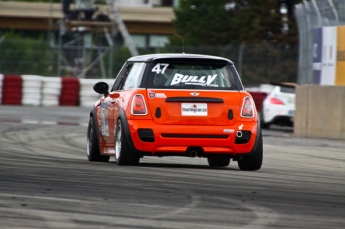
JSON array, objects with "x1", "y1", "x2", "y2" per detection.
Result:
[
  {"x1": 86, "y1": 117, "x2": 110, "y2": 162},
  {"x1": 114, "y1": 119, "x2": 140, "y2": 166},
  {"x1": 237, "y1": 130, "x2": 263, "y2": 171},
  {"x1": 207, "y1": 155, "x2": 231, "y2": 167}
]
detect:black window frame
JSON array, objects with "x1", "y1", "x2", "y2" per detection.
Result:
[{"x1": 141, "y1": 58, "x2": 244, "y2": 91}]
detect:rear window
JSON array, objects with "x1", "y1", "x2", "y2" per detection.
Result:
[
  {"x1": 280, "y1": 86, "x2": 295, "y2": 94},
  {"x1": 145, "y1": 61, "x2": 239, "y2": 90}
]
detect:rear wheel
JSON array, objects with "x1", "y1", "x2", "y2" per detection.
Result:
[
  {"x1": 237, "y1": 131, "x2": 263, "y2": 171},
  {"x1": 207, "y1": 155, "x2": 231, "y2": 167},
  {"x1": 86, "y1": 117, "x2": 110, "y2": 162},
  {"x1": 115, "y1": 119, "x2": 140, "y2": 165}
]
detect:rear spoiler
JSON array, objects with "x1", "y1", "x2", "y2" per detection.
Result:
[{"x1": 270, "y1": 82, "x2": 297, "y2": 88}]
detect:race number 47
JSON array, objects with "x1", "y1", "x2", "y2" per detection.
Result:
[{"x1": 152, "y1": 63, "x2": 169, "y2": 74}]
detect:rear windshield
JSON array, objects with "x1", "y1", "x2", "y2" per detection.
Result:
[
  {"x1": 145, "y1": 61, "x2": 240, "y2": 90},
  {"x1": 280, "y1": 86, "x2": 295, "y2": 94}
]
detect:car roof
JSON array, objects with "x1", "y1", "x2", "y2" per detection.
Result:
[{"x1": 127, "y1": 53, "x2": 234, "y2": 64}]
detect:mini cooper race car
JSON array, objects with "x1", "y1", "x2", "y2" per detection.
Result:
[{"x1": 87, "y1": 53, "x2": 263, "y2": 170}]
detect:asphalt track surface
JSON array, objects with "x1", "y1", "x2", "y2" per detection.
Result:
[{"x1": 0, "y1": 106, "x2": 344, "y2": 229}]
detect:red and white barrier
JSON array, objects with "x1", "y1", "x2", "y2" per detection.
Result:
[
  {"x1": 60, "y1": 77, "x2": 80, "y2": 106},
  {"x1": 1, "y1": 75, "x2": 22, "y2": 105},
  {"x1": 21, "y1": 75, "x2": 43, "y2": 106},
  {"x1": 79, "y1": 79, "x2": 114, "y2": 107},
  {"x1": 79, "y1": 79, "x2": 102, "y2": 107},
  {"x1": 0, "y1": 74, "x2": 114, "y2": 107},
  {"x1": 41, "y1": 77, "x2": 62, "y2": 106}
]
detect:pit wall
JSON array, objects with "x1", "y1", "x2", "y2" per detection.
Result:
[
  {"x1": 0, "y1": 74, "x2": 114, "y2": 107},
  {"x1": 294, "y1": 85, "x2": 345, "y2": 140}
]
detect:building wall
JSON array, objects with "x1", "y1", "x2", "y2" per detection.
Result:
[{"x1": 0, "y1": 1, "x2": 175, "y2": 34}]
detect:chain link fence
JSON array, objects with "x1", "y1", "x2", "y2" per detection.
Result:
[
  {"x1": 0, "y1": 38, "x2": 298, "y2": 86},
  {"x1": 0, "y1": 37, "x2": 131, "y2": 79},
  {"x1": 295, "y1": 0, "x2": 345, "y2": 84}
]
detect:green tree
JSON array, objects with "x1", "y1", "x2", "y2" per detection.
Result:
[
  {"x1": 169, "y1": 0, "x2": 301, "y2": 84},
  {"x1": 171, "y1": 0, "x2": 299, "y2": 46}
]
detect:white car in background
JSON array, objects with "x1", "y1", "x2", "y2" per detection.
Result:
[{"x1": 261, "y1": 82, "x2": 296, "y2": 129}]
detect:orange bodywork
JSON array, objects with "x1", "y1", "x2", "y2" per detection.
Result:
[{"x1": 95, "y1": 89, "x2": 258, "y2": 157}]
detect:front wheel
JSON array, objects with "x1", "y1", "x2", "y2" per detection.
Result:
[
  {"x1": 86, "y1": 117, "x2": 110, "y2": 162},
  {"x1": 114, "y1": 119, "x2": 140, "y2": 166},
  {"x1": 237, "y1": 131, "x2": 263, "y2": 171}
]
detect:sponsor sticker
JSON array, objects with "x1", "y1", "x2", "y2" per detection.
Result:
[
  {"x1": 181, "y1": 103, "x2": 207, "y2": 116},
  {"x1": 148, "y1": 91, "x2": 155, "y2": 98},
  {"x1": 104, "y1": 147, "x2": 115, "y2": 154},
  {"x1": 152, "y1": 63, "x2": 169, "y2": 74},
  {"x1": 170, "y1": 73, "x2": 218, "y2": 87},
  {"x1": 155, "y1": 93, "x2": 166, "y2": 98},
  {"x1": 148, "y1": 91, "x2": 166, "y2": 99}
]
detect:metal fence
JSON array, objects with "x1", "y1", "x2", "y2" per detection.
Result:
[
  {"x1": 0, "y1": 39, "x2": 298, "y2": 86},
  {"x1": 295, "y1": 0, "x2": 345, "y2": 84},
  {"x1": 0, "y1": 38, "x2": 131, "y2": 79}
]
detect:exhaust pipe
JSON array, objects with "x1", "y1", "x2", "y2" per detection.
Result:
[
  {"x1": 236, "y1": 131, "x2": 243, "y2": 138},
  {"x1": 187, "y1": 147, "x2": 204, "y2": 157},
  {"x1": 189, "y1": 150, "x2": 198, "y2": 157}
]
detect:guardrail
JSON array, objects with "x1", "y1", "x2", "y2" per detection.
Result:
[{"x1": 0, "y1": 74, "x2": 114, "y2": 107}]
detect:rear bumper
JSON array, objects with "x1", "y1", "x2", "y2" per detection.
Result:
[
  {"x1": 263, "y1": 104, "x2": 295, "y2": 123},
  {"x1": 126, "y1": 119, "x2": 258, "y2": 156}
]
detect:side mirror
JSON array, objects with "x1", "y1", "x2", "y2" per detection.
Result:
[{"x1": 93, "y1": 82, "x2": 109, "y2": 97}]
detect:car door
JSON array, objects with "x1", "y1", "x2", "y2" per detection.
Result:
[{"x1": 97, "y1": 92, "x2": 117, "y2": 154}]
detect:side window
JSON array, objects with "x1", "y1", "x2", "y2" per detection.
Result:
[
  {"x1": 123, "y1": 62, "x2": 146, "y2": 90},
  {"x1": 111, "y1": 63, "x2": 133, "y2": 91}
]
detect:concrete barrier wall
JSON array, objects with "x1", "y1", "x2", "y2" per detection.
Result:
[{"x1": 294, "y1": 85, "x2": 345, "y2": 140}]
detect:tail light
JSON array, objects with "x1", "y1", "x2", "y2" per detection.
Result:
[
  {"x1": 131, "y1": 94, "x2": 147, "y2": 115},
  {"x1": 241, "y1": 96, "x2": 254, "y2": 118},
  {"x1": 269, "y1": 97, "x2": 284, "y2": 105}
]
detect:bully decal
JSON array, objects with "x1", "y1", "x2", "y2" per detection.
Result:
[{"x1": 170, "y1": 73, "x2": 218, "y2": 87}]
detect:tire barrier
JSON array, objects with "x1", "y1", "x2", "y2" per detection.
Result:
[
  {"x1": 79, "y1": 79, "x2": 114, "y2": 108},
  {"x1": 79, "y1": 79, "x2": 103, "y2": 108},
  {"x1": 59, "y1": 77, "x2": 80, "y2": 106},
  {"x1": 41, "y1": 77, "x2": 62, "y2": 107},
  {"x1": 21, "y1": 75, "x2": 43, "y2": 106},
  {"x1": 1, "y1": 75, "x2": 23, "y2": 105},
  {"x1": 0, "y1": 75, "x2": 115, "y2": 107}
]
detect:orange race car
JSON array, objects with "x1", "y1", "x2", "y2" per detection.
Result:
[{"x1": 87, "y1": 53, "x2": 263, "y2": 170}]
